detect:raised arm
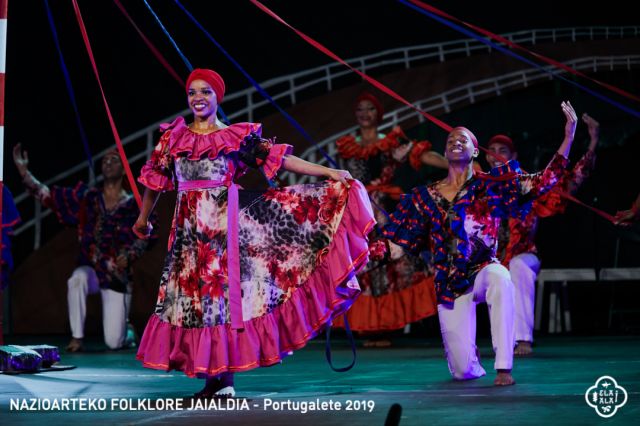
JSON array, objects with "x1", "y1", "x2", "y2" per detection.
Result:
[
  {"x1": 13, "y1": 143, "x2": 51, "y2": 203},
  {"x1": 13, "y1": 143, "x2": 89, "y2": 225},
  {"x1": 556, "y1": 101, "x2": 578, "y2": 159},
  {"x1": 583, "y1": 112, "x2": 600, "y2": 153},
  {"x1": 408, "y1": 138, "x2": 449, "y2": 171},
  {"x1": 518, "y1": 101, "x2": 577, "y2": 198},
  {"x1": 420, "y1": 150, "x2": 449, "y2": 169},
  {"x1": 566, "y1": 113, "x2": 599, "y2": 194}
]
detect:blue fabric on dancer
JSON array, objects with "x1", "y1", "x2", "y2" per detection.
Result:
[
  {"x1": 384, "y1": 154, "x2": 568, "y2": 307},
  {"x1": 1, "y1": 187, "x2": 21, "y2": 289}
]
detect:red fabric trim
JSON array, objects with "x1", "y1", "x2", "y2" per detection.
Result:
[
  {"x1": 336, "y1": 128, "x2": 403, "y2": 160},
  {"x1": 332, "y1": 275, "x2": 437, "y2": 331},
  {"x1": 262, "y1": 144, "x2": 293, "y2": 180},
  {"x1": 136, "y1": 180, "x2": 376, "y2": 377},
  {"x1": 409, "y1": 140, "x2": 433, "y2": 170},
  {"x1": 160, "y1": 116, "x2": 261, "y2": 160}
]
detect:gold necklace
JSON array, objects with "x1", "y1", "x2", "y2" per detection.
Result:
[{"x1": 189, "y1": 123, "x2": 218, "y2": 134}]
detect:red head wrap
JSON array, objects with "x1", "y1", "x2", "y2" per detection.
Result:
[
  {"x1": 487, "y1": 134, "x2": 516, "y2": 153},
  {"x1": 355, "y1": 92, "x2": 384, "y2": 123},
  {"x1": 186, "y1": 68, "x2": 226, "y2": 103},
  {"x1": 451, "y1": 126, "x2": 478, "y2": 149}
]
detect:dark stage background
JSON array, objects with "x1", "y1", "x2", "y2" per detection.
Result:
[{"x1": 2, "y1": 0, "x2": 639, "y2": 337}]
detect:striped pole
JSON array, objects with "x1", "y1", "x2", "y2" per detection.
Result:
[
  {"x1": 0, "y1": 0, "x2": 7, "y2": 344},
  {"x1": 0, "y1": 0, "x2": 7, "y2": 190}
]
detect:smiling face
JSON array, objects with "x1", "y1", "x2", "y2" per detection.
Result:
[
  {"x1": 187, "y1": 79, "x2": 218, "y2": 119},
  {"x1": 486, "y1": 142, "x2": 516, "y2": 168},
  {"x1": 355, "y1": 99, "x2": 379, "y2": 128},
  {"x1": 445, "y1": 128, "x2": 478, "y2": 164}
]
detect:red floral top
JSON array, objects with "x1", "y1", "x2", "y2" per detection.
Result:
[
  {"x1": 384, "y1": 153, "x2": 569, "y2": 306},
  {"x1": 498, "y1": 150, "x2": 596, "y2": 265}
]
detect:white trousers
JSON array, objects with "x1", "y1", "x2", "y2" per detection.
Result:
[
  {"x1": 437, "y1": 263, "x2": 515, "y2": 380},
  {"x1": 509, "y1": 253, "x2": 540, "y2": 343},
  {"x1": 67, "y1": 266, "x2": 131, "y2": 349}
]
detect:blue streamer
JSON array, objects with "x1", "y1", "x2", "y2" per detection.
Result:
[
  {"x1": 397, "y1": 0, "x2": 640, "y2": 119},
  {"x1": 146, "y1": 0, "x2": 390, "y2": 221},
  {"x1": 43, "y1": 0, "x2": 95, "y2": 176},
  {"x1": 141, "y1": 0, "x2": 230, "y2": 124},
  {"x1": 172, "y1": 0, "x2": 339, "y2": 168}
]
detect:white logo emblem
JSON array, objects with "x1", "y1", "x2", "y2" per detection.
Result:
[{"x1": 585, "y1": 376, "x2": 628, "y2": 418}]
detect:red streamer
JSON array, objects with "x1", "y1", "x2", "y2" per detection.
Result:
[
  {"x1": 250, "y1": 0, "x2": 616, "y2": 223},
  {"x1": 249, "y1": 0, "x2": 452, "y2": 133},
  {"x1": 112, "y1": 0, "x2": 184, "y2": 88},
  {"x1": 406, "y1": 0, "x2": 640, "y2": 104},
  {"x1": 71, "y1": 0, "x2": 142, "y2": 208}
]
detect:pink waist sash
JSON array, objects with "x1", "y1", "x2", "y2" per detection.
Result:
[{"x1": 177, "y1": 179, "x2": 243, "y2": 330}]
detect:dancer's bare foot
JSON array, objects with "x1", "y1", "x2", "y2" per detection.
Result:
[
  {"x1": 65, "y1": 338, "x2": 84, "y2": 353},
  {"x1": 514, "y1": 341, "x2": 532, "y2": 356},
  {"x1": 494, "y1": 369, "x2": 515, "y2": 386}
]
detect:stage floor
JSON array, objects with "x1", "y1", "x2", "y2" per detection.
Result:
[{"x1": 1, "y1": 335, "x2": 638, "y2": 425}]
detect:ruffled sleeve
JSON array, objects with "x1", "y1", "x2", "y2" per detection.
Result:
[
  {"x1": 262, "y1": 143, "x2": 293, "y2": 180},
  {"x1": 336, "y1": 135, "x2": 359, "y2": 158},
  {"x1": 533, "y1": 190, "x2": 564, "y2": 218},
  {"x1": 237, "y1": 132, "x2": 292, "y2": 180},
  {"x1": 383, "y1": 187, "x2": 432, "y2": 253},
  {"x1": 565, "y1": 149, "x2": 595, "y2": 193},
  {"x1": 481, "y1": 153, "x2": 569, "y2": 219},
  {"x1": 534, "y1": 150, "x2": 595, "y2": 218},
  {"x1": 335, "y1": 130, "x2": 401, "y2": 160},
  {"x1": 138, "y1": 130, "x2": 175, "y2": 192},
  {"x1": 515, "y1": 153, "x2": 570, "y2": 198},
  {"x1": 409, "y1": 140, "x2": 434, "y2": 170},
  {"x1": 47, "y1": 182, "x2": 90, "y2": 226}
]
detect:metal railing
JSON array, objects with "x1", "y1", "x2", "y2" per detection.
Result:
[
  {"x1": 11, "y1": 26, "x2": 639, "y2": 249},
  {"x1": 284, "y1": 55, "x2": 640, "y2": 184}
]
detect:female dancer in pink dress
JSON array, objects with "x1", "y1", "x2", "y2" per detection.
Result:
[{"x1": 133, "y1": 69, "x2": 375, "y2": 398}]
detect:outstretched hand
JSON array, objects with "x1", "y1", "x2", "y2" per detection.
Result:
[
  {"x1": 326, "y1": 169, "x2": 352, "y2": 188},
  {"x1": 582, "y1": 113, "x2": 599, "y2": 138},
  {"x1": 561, "y1": 101, "x2": 578, "y2": 139},
  {"x1": 582, "y1": 113, "x2": 600, "y2": 151},
  {"x1": 13, "y1": 143, "x2": 30, "y2": 178}
]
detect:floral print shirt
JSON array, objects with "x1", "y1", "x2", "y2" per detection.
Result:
[
  {"x1": 498, "y1": 150, "x2": 595, "y2": 265},
  {"x1": 36, "y1": 182, "x2": 156, "y2": 293},
  {"x1": 384, "y1": 153, "x2": 569, "y2": 306}
]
